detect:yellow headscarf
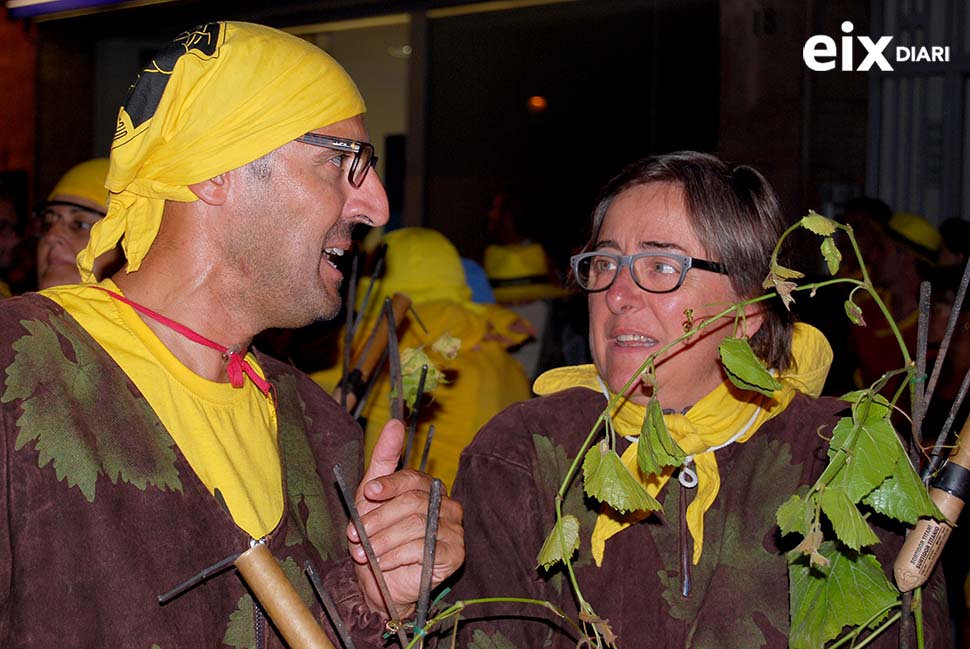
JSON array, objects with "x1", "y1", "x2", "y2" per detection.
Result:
[
  {"x1": 533, "y1": 323, "x2": 832, "y2": 565},
  {"x1": 78, "y1": 21, "x2": 365, "y2": 281}
]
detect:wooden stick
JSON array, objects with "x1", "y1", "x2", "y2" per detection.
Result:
[
  {"x1": 414, "y1": 479, "x2": 443, "y2": 635},
  {"x1": 403, "y1": 365, "x2": 429, "y2": 469},
  {"x1": 305, "y1": 561, "x2": 358, "y2": 649},
  {"x1": 334, "y1": 293, "x2": 412, "y2": 413},
  {"x1": 340, "y1": 253, "x2": 359, "y2": 410},
  {"x1": 418, "y1": 425, "x2": 436, "y2": 474},
  {"x1": 332, "y1": 464, "x2": 410, "y2": 648},
  {"x1": 385, "y1": 299, "x2": 405, "y2": 422}
]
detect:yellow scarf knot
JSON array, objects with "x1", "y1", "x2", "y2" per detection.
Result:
[{"x1": 532, "y1": 323, "x2": 832, "y2": 566}]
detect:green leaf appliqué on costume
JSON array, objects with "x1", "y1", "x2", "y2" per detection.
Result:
[
  {"x1": 658, "y1": 437, "x2": 802, "y2": 649},
  {"x1": 467, "y1": 629, "x2": 520, "y2": 649},
  {"x1": 3, "y1": 315, "x2": 181, "y2": 502},
  {"x1": 533, "y1": 434, "x2": 598, "y2": 593},
  {"x1": 223, "y1": 556, "x2": 314, "y2": 649},
  {"x1": 223, "y1": 594, "x2": 256, "y2": 649},
  {"x1": 276, "y1": 374, "x2": 353, "y2": 561}
]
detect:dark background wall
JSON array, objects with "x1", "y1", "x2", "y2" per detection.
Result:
[
  {"x1": 0, "y1": 0, "x2": 885, "y2": 273},
  {"x1": 425, "y1": 0, "x2": 719, "y2": 264}
]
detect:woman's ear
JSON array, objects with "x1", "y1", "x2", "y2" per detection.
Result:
[
  {"x1": 187, "y1": 173, "x2": 229, "y2": 205},
  {"x1": 740, "y1": 303, "x2": 766, "y2": 339}
]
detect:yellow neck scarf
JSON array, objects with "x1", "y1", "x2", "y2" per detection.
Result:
[
  {"x1": 532, "y1": 323, "x2": 832, "y2": 566},
  {"x1": 78, "y1": 21, "x2": 365, "y2": 282}
]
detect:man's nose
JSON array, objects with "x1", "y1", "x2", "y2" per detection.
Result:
[{"x1": 346, "y1": 167, "x2": 390, "y2": 228}]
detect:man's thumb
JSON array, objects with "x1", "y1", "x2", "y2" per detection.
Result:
[{"x1": 362, "y1": 418, "x2": 405, "y2": 484}]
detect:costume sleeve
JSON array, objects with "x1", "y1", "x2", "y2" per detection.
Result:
[
  {"x1": 447, "y1": 407, "x2": 576, "y2": 649},
  {"x1": 319, "y1": 557, "x2": 390, "y2": 648}
]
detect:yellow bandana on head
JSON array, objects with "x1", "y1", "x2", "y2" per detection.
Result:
[
  {"x1": 532, "y1": 323, "x2": 832, "y2": 566},
  {"x1": 78, "y1": 21, "x2": 365, "y2": 282}
]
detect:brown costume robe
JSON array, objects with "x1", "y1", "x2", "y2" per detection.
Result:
[
  {"x1": 0, "y1": 293, "x2": 386, "y2": 648},
  {"x1": 451, "y1": 387, "x2": 949, "y2": 649}
]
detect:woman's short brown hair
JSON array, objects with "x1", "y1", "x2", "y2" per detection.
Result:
[{"x1": 584, "y1": 151, "x2": 795, "y2": 370}]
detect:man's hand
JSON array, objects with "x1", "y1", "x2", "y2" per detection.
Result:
[{"x1": 348, "y1": 419, "x2": 464, "y2": 617}]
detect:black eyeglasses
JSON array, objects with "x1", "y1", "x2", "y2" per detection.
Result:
[
  {"x1": 34, "y1": 200, "x2": 106, "y2": 237},
  {"x1": 570, "y1": 251, "x2": 728, "y2": 294},
  {"x1": 294, "y1": 133, "x2": 378, "y2": 188}
]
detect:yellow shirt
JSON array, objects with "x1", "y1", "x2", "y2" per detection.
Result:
[{"x1": 43, "y1": 279, "x2": 282, "y2": 539}]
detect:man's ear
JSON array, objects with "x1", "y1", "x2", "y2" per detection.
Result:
[{"x1": 188, "y1": 173, "x2": 230, "y2": 205}]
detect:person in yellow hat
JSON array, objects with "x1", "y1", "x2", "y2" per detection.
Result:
[
  {"x1": 448, "y1": 152, "x2": 949, "y2": 648},
  {"x1": 34, "y1": 158, "x2": 123, "y2": 289},
  {"x1": 313, "y1": 227, "x2": 533, "y2": 489},
  {"x1": 483, "y1": 192, "x2": 575, "y2": 379},
  {"x1": 0, "y1": 22, "x2": 462, "y2": 648}
]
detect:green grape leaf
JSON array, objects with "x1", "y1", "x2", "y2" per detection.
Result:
[
  {"x1": 863, "y1": 455, "x2": 945, "y2": 524},
  {"x1": 826, "y1": 415, "x2": 902, "y2": 502},
  {"x1": 844, "y1": 299, "x2": 866, "y2": 326},
  {"x1": 536, "y1": 514, "x2": 580, "y2": 570},
  {"x1": 819, "y1": 487, "x2": 879, "y2": 550},
  {"x1": 820, "y1": 237, "x2": 842, "y2": 275},
  {"x1": 718, "y1": 337, "x2": 783, "y2": 396},
  {"x1": 839, "y1": 391, "x2": 891, "y2": 418},
  {"x1": 398, "y1": 347, "x2": 444, "y2": 410},
  {"x1": 777, "y1": 490, "x2": 815, "y2": 537},
  {"x1": 583, "y1": 440, "x2": 660, "y2": 514},
  {"x1": 800, "y1": 211, "x2": 838, "y2": 236},
  {"x1": 637, "y1": 398, "x2": 685, "y2": 475},
  {"x1": 788, "y1": 543, "x2": 899, "y2": 649}
]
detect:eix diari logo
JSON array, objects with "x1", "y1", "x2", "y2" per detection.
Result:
[{"x1": 803, "y1": 21, "x2": 949, "y2": 72}]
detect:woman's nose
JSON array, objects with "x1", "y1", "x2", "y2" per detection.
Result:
[{"x1": 605, "y1": 265, "x2": 643, "y2": 314}]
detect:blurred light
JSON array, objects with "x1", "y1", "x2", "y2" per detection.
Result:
[
  {"x1": 527, "y1": 95, "x2": 549, "y2": 114},
  {"x1": 387, "y1": 45, "x2": 413, "y2": 59}
]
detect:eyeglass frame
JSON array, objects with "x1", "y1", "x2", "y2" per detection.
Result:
[
  {"x1": 569, "y1": 250, "x2": 728, "y2": 294},
  {"x1": 294, "y1": 133, "x2": 378, "y2": 188},
  {"x1": 34, "y1": 200, "x2": 107, "y2": 235}
]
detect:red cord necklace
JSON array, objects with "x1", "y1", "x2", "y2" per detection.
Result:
[{"x1": 96, "y1": 287, "x2": 272, "y2": 395}]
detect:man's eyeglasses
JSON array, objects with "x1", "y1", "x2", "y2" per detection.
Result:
[
  {"x1": 35, "y1": 201, "x2": 106, "y2": 236},
  {"x1": 570, "y1": 251, "x2": 728, "y2": 294},
  {"x1": 295, "y1": 133, "x2": 378, "y2": 188}
]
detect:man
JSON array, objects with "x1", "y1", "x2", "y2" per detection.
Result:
[
  {"x1": 35, "y1": 157, "x2": 123, "y2": 289},
  {"x1": 0, "y1": 22, "x2": 462, "y2": 648}
]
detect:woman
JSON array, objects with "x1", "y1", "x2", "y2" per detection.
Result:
[{"x1": 450, "y1": 152, "x2": 948, "y2": 648}]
